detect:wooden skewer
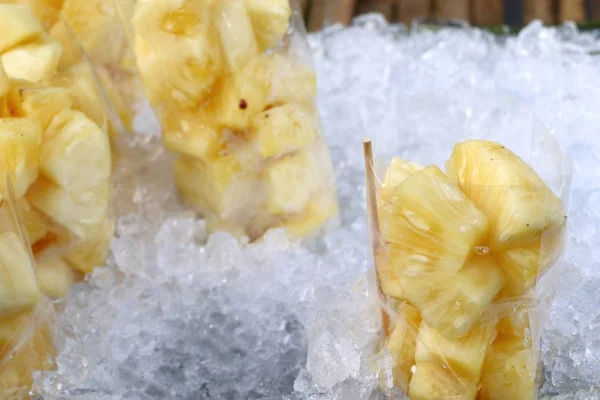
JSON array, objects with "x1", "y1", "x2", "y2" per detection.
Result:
[{"x1": 363, "y1": 138, "x2": 391, "y2": 337}]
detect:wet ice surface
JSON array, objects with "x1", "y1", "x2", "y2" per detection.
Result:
[{"x1": 34, "y1": 17, "x2": 600, "y2": 400}]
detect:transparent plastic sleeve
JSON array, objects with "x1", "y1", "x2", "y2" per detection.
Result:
[
  {"x1": 0, "y1": 5, "x2": 114, "y2": 295},
  {"x1": 366, "y1": 107, "x2": 573, "y2": 399},
  {"x1": 0, "y1": 173, "x2": 58, "y2": 398},
  {"x1": 114, "y1": 0, "x2": 339, "y2": 240}
]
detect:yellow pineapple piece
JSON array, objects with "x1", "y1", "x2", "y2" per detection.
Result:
[
  {"x1": 0, "y1": 232, "x2": 42, "y2": 315},
  {"x1": 496, "y1": 307, "x2": 531, "y2": 340},
  {"x1": 0, "y1": 117, "x2": 42, "y2": 197},
  {"x1": 17, "y1": 198, "x2": 48, "y2": 245},
  {"x1": 244, "y1": 0, "x2": 291, "y2": 51},
  {"x1": 161, "y1": 110, "x2": 223, "y2": 160},
  {"x1": 399, "y1": 255, "x2": 504, "y2": 339},
  {"x1": 265, "y1": 53, "x2": 317, "y2": 107},
  {"x1": 378, "y1": 165, "x2": 489, "y2": 275},
  {"x1": 213, "y1": 0, "x2": 258, "y2": 71},
  {"x1": 446, "y1": 140, "x2": 566, "y2": 250},
  {"x1": 26, "y1": 178, "x2": 110, "y2": 239},
  {"x1": 264, "y1": 152, "x2": 321, "y2": 215},
  {"x1": 49, "y1": 18, "x2": 83, "y2": 69},
  {"x1": 249, "y1": 104, "x2": 319, "y2": 158},
  {"x1": 375, "y1": 247, "x2": 404, "y2": 299},
  {"x1": 0, "y1": 4, "x2": 44, "y2": 53},
  {"x1": 174, "y1": 153, "x2": 261, "y2": 220},
  {"x1": 380, "y1": 157, "x2": 423, "y2": 196},
  {"x1": 383, "y1": 303, "x2": 420, "y2": 393},
  {"x1": 479, "y1": 339, "x2": 535, "y2": 400},
  {"x1": 65, "y1": 218, "x2": 114, "y2": 274},
  {"x1": 1, "y1": 40, "x2": 62, "y2": 83},
  {"x1": 279, "y1": 190, "x2": 338, "y2": 238},
  {"x1": 133, "y1": 0, "x2": 222, "y2": 108},
  {"x1": 0, "y1": 300, "x2": 56, "y2": 398},
  {"x1": 135, "y1": 34, "x2": 222, "y2": 109},
  {"x1": 35, "y1": 257, "x2": 75, "y2": 298},
  {"x1": 40, "y1": 109, "x2": 111, "y2": 193},
  {"x1": 195, "y1": 61, "x2": 270, "y2": 132},
  {"x1": 414, "y1": 319, "x2": 497, "y2": 379},
  {"x1": 0, "y1": 63, "x2": 9, "y2": 98},
  {"x1": 2, "y1": 0, "x2": 62, "y2": 29},
  {"x1": 408, "y1": 362, "x2": 476, "y2": 400},
  {"x1": 12, "y1": 84, "x2": 72, "y2": 129}
]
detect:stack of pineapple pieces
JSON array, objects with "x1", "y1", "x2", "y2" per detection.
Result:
[
  {"x1": 0, "y1": 5, "x2": 113, "y2": 396},
  {"x1": 130, "y1": 0, "x2": 338, "y2": 239},
  {"x1": 1, "y1": 0, "x2": 135, "y2": 136},
  {"x1": 377, "y1": 140, "x2": 567, "y2": 400}
]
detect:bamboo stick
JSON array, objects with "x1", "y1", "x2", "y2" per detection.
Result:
[
  {"x1": 559, "y1": 0, "x2": 586, "y2": 22},
  {"x1": 308, "y1": 0, "x2": 326, "y2": 31},
  {"x1": 358, "y1": 0, "x2": 395, "y2": 21},
  {"x1": 472, "y1": 0, "x2": 505, "y2": 25},
  {"x1": 592, "y1": 0, "x2": 600, "y2": 19},
  {"x1": 435, "y1": 0, "x2": 470, "y2": 21},
  {"x1": 297, "y1": 0, "x2": 309, "y2": 15},
  {"x1": 523, "y1": 0, "x2": 556, "y2": 24},
  {"x1": 363, "y1": 138, "x2": 390, "y2": 337},
  {"x1": 397, "y1": 0, "x2": 432, "y2": 25},
  {"x1": 328, "y1": 0, "x2": 358, "y2": 25}
]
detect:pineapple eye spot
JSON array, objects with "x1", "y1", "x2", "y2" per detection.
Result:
[{"x1": 239, "y1": 99, "x2": 248, "y2": 109}]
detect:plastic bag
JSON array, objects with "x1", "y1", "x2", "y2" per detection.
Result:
[
  {"x1": 0, "y1": 172, "x2": 58, "y2": 398},
  {"x1": 365, "y1": 105, "x2": 573, "y2": 399},
  {"x1": 114, "y1": 0, "x2": 339, "y2": 240}
]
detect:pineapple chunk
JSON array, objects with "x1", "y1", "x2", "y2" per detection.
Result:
[
  {"x1": 414, "y1": 319, "x2": 497, "y2": 379},
  {"x1": 6, "y1": 0, "x2": 62, "y2": 29},
  {"x1": 383, "y1": 303, "x2": 421, "y2": 393},
  {"x1": 249, "y1": 104, "x2": 319, "y2": 158},
  {"x1": 446, "y1": 140, "x2": 566, "y2": 249},
  {"x1": 17, "y1": 198, "x2": 48, "y2": 244},
  {"x1": 379, "y1": 157, "x2": 423, "y2": 203},
  {"x1": 60, "y1": 0, "x2": 118, "y2": 54},
  {"x1": 379, "y1": 166, "x2": 489, "y2": 275},
  {"x1": 12, "y1": 85, "x2": 73, "y2": 129},
  {"x1": 399, "y1": 255, "x2": 504, "y2": 339},
  {"x1": 0, "y1": 301, "x2": 56, "y2": 397},
  {"x1": 174, "y1": 154, "x2": 261, "y2": 220},
  {"x1": 213, "y1": 0, "x2": 258, "y2": 71},
  {"x1": 264, "y1": 152, "x2": 320, "y2": 215},
  {"x1": 408, "y1": 362, "x2": 476, "y2": 400},
  {"x1": 0, "y1": 232, "x2": 42, "y2": 315},
  {"x1": 376, "y1": 247, "x2": 404, "y2": 299},
  {"x1": 196, "y1": 63, "x2": 270, "y2": 132},
  {"x1": 244, "y1": 0, "x2": 291, "y2": 51},
  {"x1": 135, "y1": 34, "x2": 222, "y2": 109},
  {"x1": 479, "y1": 339, "x2": 535, "y2": 400},
  {"x1": 26, "y1": 178, "x2": 110, "y2": 239},
  {"x1": 65, "y1": 218, "x2": 114, "y2": 274},
  {"x1": 161, "y1": 110, "x2": 223, "y2": 160},
  {"x1": 0, "y1": 117, "x2": 42, "y2": 197},
  {"x1": 0, "y1": 4, "x2": 43, "y2": 53},
  {"x1": 496, "y1": 308, "x2": 531, "y2": 340},
  {"x1": 266, "y1": 53, "x2": 317, "y2": 107},
  {"x1": 53, "y1": 63, "x2": 108, "y2": 131},
  {"x1": 35, "y1": 257, "x2": 75, "y2": 298},
  {"x1": 1, "y1": 40, "x2": 62, "y2": 83},
  {"x1": 132, "y1": 0, "x2": 208, "y2": 42},
  {"x1": 279, "y1": 190, "x2": 338, "y2": 238},
  {"x1": 0, "y1": 63, "x2": 9, "y2": 98},
  {"x1": 40, "y1": 110, "x2": 111, "y2": 193},
  {"x1": 49, "y1": 18, "x2": 83, "y2": 69}
]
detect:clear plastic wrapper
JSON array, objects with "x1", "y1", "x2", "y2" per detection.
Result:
[
  {"x1": 114, "y1": 0, "x2": 339, "y2": 240},
  {"x1": 366, "y1": 108, "x2": 573, "y2": 399},
  {"x1": 0, "y1": 4, "x2": 115, "y2": 395},
  {"x1": 0, "y1": 172, "x2": 58, "y2": 398}
]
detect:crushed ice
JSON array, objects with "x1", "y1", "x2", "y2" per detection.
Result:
[{"x1": 34, "y1": 16, "x2": 600, "y2": 399}]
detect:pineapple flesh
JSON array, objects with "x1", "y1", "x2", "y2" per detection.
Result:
[
  {"x1": 377, "y1": 139, "x2": 567, "y2": 399},
  {"x1": 0, "y1": 5, "x2": 114, "y2": 396},
  {"x1": 128, "y1": 0, "x2": 338, "y2": 239}
]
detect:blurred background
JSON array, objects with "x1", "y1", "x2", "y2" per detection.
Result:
[{"x1": 302, "y1": 0, "x2": 600, "y2": 31}]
